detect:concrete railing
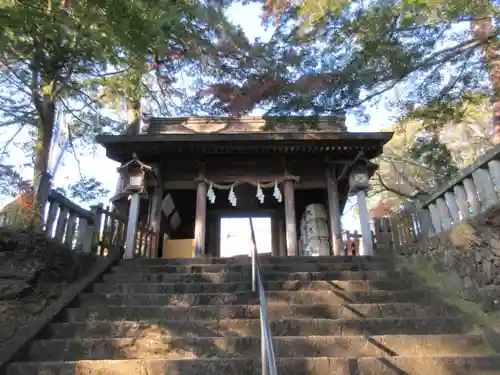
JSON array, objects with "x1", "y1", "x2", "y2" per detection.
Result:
[
  {"x1": 0, "y1": 190, "x2": 155, "y2": 257},
  {"x1": 373, "y1": 144, "x2": 500, "y2": 251}
]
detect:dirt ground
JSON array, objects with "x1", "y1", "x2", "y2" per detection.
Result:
[{"x1": 0, "y1": 228, "x2": 96, "y2": 343}]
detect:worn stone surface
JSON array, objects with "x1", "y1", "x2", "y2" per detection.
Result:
[
  {"x1": 27, "y1": 334, "x2": 492, "y2": 361},
  {"x1": 48, "y1": 317, "x2": 476, "y2": 339},
  {"x1": 64, "y1": 302, "x2": 458, "y2": 322},
  {"x1": 398, "y1": 205, "x2": 500, "y2": 311},
  {"x1": 0, "y1": 228, "x2": 96, "y2": 344},
  {"x1": 7, "y1": 356, "x2": 500, "y2": 375},
  {"x1": 102, "y1": 270, "x2": 398, "y2": 283},
  {"x1": 91, "y1": 279, "x2": 415, "y2": 294},
  {"x1": 78, "y1": 289, "x2": 433, "y2": 306},
  {"x1": 7, "y1": 253, "x2": 500, "y2": 374},
  {"x1": 112, "y1": 260, "x2": 395, "y2": 274}
]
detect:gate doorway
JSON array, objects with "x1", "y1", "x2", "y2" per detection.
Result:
[{"x1": 220, "y1": 217, "x2": 272, "y2": 257}]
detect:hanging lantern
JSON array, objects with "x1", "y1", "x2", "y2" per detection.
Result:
[
  {"x1": 207, "y1": 183, "x2": 216, "y2": 204},
  {"x1": 256, "y1": 182, "x2": 265, "y2": 204}
]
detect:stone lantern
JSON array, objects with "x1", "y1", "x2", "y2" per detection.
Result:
[
  {"x1": 117, "y1": 155, "x2": 151, "y2": 195},
  {"x1": 117, "y1": 154, "x2": 152, "y2": 259},
  {"x1": 348, "y1": 166, "x2": 370, "y2": 194}
]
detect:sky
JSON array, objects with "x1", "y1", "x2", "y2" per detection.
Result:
[{"x1": 0, "y1": 2, "x2": 396, "y2": 237}]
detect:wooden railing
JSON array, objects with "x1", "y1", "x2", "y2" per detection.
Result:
[
  {"x1": 373, "y1": 144, "x2": 500, "y2": 251},
  {"x1": 0, "y1": 190, "x2": 156, "y2": 257}
]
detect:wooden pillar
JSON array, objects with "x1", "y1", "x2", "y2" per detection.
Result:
[
  {"x1": 194, "y1": 180, "x2": 207, "y2": 257},
  {"x1": 284, "y1": 179, "x2": 298, "y2": 256},
  {"x1": 326, "y1": 166, "x2": 343, "y2": 255},
  {"x1": 148, "y1": 183, "x2": 163, "y2": 258},
  {"x1": 271, "y1": 215, "x2": 280, "y2": 256},
  {"x1": 356, "y1": 190, "x2": 373, "y2": 256},
  {"x1": 277, "y1": 209, "x2": 287, "y2": 256}
]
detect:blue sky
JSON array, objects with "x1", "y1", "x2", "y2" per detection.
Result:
[{"x1": 1, "y1": 2, "x2": 396, "y2": 232}]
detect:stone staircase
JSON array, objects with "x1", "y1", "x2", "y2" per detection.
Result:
[{"x1": 6, "y1": 256, "x2": 500, "y2": 375}]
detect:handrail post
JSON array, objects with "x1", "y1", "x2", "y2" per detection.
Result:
[
  {"x1": 249, "y1": 217, "x2": 278, "y2": 375},
  {"x1": 261, "y1": 308, "x2": 268, "y2": 375},
  {"x1": 251, "y1": 224, "x2": 256, "y2": 292}
]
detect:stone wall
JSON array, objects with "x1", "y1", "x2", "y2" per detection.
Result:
[{"x1": 398, "y1": 205, "x2": 500, "y2": 311}]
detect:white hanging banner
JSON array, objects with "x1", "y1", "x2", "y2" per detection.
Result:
[
  {"x1": 207, "y1": 183, "x2": 216, "y2": 204},
  {"x1": 273, "y1": 181, "x2": 282, "y2": 202},
  {"x1": 256, "y1": 182, "x2": 265, "y2": 203},
  {"x1": 228, "y1": 185, "x2": 237, "y2": 206}
]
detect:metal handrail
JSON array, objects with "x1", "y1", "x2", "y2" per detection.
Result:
[{"x1": 249, "y1": 218, "x2": 278, "y2": 375}]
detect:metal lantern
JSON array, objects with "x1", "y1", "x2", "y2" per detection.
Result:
[
  {"x1": 348, "y1": 166, "x2": 370, "y2": 193},
  {"x1": 117, "y1": 155, "x2": 152, "y2": 194}
]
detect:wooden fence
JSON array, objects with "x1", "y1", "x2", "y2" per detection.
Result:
[
  {"x1": 372, "y1": 144, "x2": 500, "y2": 251},
  {"x1": 0, "y1": 190, "x2": 155, "y2": 257}
]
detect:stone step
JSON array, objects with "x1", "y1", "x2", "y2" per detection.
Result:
[
  {"x1": 92, "y1": 280, "x2": 415, "y2": 294},
  {"x1": 25, "y1": 334, "x2": 493, "y2": 361},
  {"x1": 9, "y1": 356, "x2": 500, "y2": 375},
  {"x1": 101, "y1": 270, "x2": 399, "y2": 283},
  {"x1": 78, "y1": 290, "x2": 433, "y2": 306},
  {"x1": 119, "y1": 255, "x2": 396, "y2": 266},
  {"x1": 47, "y1": 317, "x2": 477, "y2": 339},
  {"x1": 64, "y1": 303, "x2": 458, "y2": 322},
  {"x1": 112, "y1": 262, "x2": 396, "y2": 274}
]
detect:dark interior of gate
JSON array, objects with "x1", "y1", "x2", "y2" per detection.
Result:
[{"x1": 163, "y1": 186, "x2": 334, "y2": 257}]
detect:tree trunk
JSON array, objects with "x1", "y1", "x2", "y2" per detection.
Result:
[
  {"x1": 471, "y1": 1, "x2": 500, "y2": 143},
  {"x1": 33, "y1": 98, "x2": 55, "y2": 225},
  {"x1": 126, "y1": 98, "x2": 141, "y2": 134}
]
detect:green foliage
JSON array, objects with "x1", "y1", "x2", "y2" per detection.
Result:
[
  {"x1": 0, "y1": 164, "x2": 30, "y2": 198},
  {"x1": 67, "y1": 176, "x2": 110, "y2": 203},
  {"x1": 196, "y1": 0, "x2": 498, "y2": 123},
  {"x1": 369, "y1": 94, "x2": 495, "y2": 213}
]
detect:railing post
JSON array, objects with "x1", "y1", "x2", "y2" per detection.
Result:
[
  {"x1": 76, "y1": 217, "x2": 93, "y2": 253},
  {"x1": 463, "y1": 178, "x2": 481, "y2": 215},
  {"x1": 64, "y1": 211, "x2": 78, "y2": 249},
  {"x1": 444, "y1": 192, "x2": 460, "y2": 223},
  {"x1": 416, "y1": 207, "x2": 435, "y2": 238},
  {"x1": 54, "y1": 207, "x2": 69, "y2": 243},
  {"x1": 90, "y1": 204, "x2": 103, "y2": 254},
  {"x1": 427, "y1": 203, "x2": 442, "y2": 234},
  {"x1": 472, "y1": 168, "x2": 498, "y2": 210},
  {"x1": 45, "y1": 199, "x2": 59, "y2": 237},
  {"x1": 453, "y1": 184, "x2": 470, "y2": 219},
  {"x1": 487, "y1": 159, "x2": 500, "y2": 192},
  {"x1": 436, "y1": 197, "x2": 452, "y2": 230}
]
